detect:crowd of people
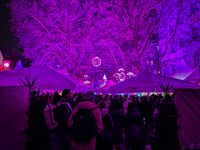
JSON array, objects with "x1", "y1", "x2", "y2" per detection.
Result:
[{"x1": 28, "y1": 89, "x2": 163, "y2": 150}]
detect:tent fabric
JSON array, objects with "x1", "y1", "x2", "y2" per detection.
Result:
[
  {"x1": 100, "y1": 80, "x2": 116, "y2": 93},
  {"x1": 174, "y1": 89, "x2": 200, "y2": 145},
  {"x1": 0, "y1": 50, "x2": 3, "y2": 66},
  {"x1": 100, "y1": 80, "x2": 116, "y2": 90},
  {"x1": 0, "y1": 66, "x2": 76, "y2": 90},
  {"x1": 172, "y1": 59, "x2": 192, "y2": 80},
  {"x1": 109, "y1": 73, "x2": 200, "y2": 93},
  {"x1": 14, "y1": 59, "x2": 23, "y2": 70},
  {"x1": 185, "y1": 65, "x2": 200, "y2": 84},
  {"x1": 0, "y1": 86, "x2": 29, "y2": 150}
]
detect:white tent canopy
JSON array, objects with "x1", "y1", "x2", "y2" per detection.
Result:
[
  {"x1": 109, "y1": 73, "x2": 200, "y2": 93},
  {"x1": 100, "y1": 80, "x2": 116, "y2": 93},
  {"x1": 171, "y1": 59, "x2": 192, "y2": 80},
  {"x1": 0, "y1": 66, "x2": 76, "y2": 91},
  {"x1": 185, "y1": 65, "x2": 200, "y2": 84}
]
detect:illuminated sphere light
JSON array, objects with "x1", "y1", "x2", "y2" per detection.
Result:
[
  {"x1": 4, "y1": 62, "x2": 10, "y2": 68},
  {"x1": 115, "y1": 73, "x2": 121, "y2": 79},
  {"x1": 119, "y1": 72, "x2": 126, "y2": 81},
  {"x1": 92, "y1": 57, "x2": 101, "y2": 67}
]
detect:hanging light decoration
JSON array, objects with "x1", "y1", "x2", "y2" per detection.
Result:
[
  {"x1": 119, "y1": 72, "x2": 126, "y2": 81},
  {"x1": 84, "y1": 75, "x2": 89, "y2": 78},
  {"x1": 126, "y1": 72, "x2": 134, "y2": 77},
  {"x1": 118, "y1": 68, "x2": 125, "y2": 72},
  {"x1": 84, "y1": 80, "x2": 91, "y2": 85},
  {"x1": 126, "y1": 72, "x2": 136, "y2": 78},
  {"x1": 92, "y1": 56, "x2": 101, "y2": 67},
  {"x1": 103, "y1": 74, "x2": 107, "y2": 80}
]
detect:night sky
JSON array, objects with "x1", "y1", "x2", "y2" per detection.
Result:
[{"x1": 0, "y1": 0, "x2": 23, "y2": 69}]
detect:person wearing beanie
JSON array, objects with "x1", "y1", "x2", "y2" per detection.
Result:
[{"x1": 68, "y1": 91, "x2": 103, "y2": 150}]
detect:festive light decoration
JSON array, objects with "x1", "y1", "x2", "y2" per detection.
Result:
[
  {"x1": 3, "y1": 60, "x2": 11, "y2": 70},
  {"x1": 84, "y1": 81, "x2": 91, "y2": 85},
  {"x1": 8, "y1": 0, "x2": 185, "y2": 77},
  {"x1": 126, "y1": 72, "x2": 135, "y2": 77},
  {"x1": 84, "y1": 75, "x2": 89, "y2": 78},
  {"x1": 4, "y1": 62, "x2": 9, "y2": 68},
  {"x1": 119, "y1": 72, "x2": 126, "y2": 81},
  {"x1": 118, "y1": 68, "x2": 125, "y2": 72},
  {"x1": 92, "y1": 57, "x2": 101, "y2": 67},
  {"x1": 103, "y1": 74, "x2": 107, "y2": 80}
]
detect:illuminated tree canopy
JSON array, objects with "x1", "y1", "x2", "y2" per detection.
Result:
[{"x1": 8, "y1": 0, "x2": 186, "y2": 79}]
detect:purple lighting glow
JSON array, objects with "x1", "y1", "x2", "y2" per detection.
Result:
[
  {"x1": 7, "y1": 0, "x2": 199, "y2": 80},
  {"x1": 4, "y1": 63, "x2": 9, "y2": 68}
]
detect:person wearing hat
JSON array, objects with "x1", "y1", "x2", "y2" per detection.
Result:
[{"x1": 68, "y1": 91, "x2": 103, "y2": 150}]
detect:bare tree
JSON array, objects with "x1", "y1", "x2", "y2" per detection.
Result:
[{"x1": 8, "y1": 0, "x2": 103, "y2": 77}]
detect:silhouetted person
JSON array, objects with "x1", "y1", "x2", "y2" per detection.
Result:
[
  {"x1": 124, "y1": 102, "x2": 146, "y2": 150},
  {"x1": 109, "y1": 99, "x2": 124, "y2": 149}
]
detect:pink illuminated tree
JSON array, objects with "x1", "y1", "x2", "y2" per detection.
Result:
[
  {"x1": 8, "y1": 0, "x2": 104, "y2": 78},
  {"x1": 95, "y1": 0, "x2": 162, "y2": 73},
  {"x1": 8, "y1": 0, "x2": 187, "y2": 78}
]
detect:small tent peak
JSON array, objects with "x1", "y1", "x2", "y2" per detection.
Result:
[
  {"x1": 103, "y1": 74, "x2": 107, "y2": 80},
  {"x1": 14, "y1": 59, "x2": 23, "y2": 70},
  {"x1": 0, "y1": 50, "x2": 4, "y2": 66}
]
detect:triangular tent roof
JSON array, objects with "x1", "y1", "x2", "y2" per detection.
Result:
[
  {"x1": 185, "y1": 65, "x2": 200, "y2": 84},
  {"x1": 14, "y1": 59, "x2": 23, "y2": 70},
  {"x1": 0, "y1": 66, "x2": 76, "y2": 90},
  {"x1": 0, "y1": 50, "x2": 3, "y2": 66},
  {"x1": 172, "y1": 59, "x2": 192, "y2": 80},
  {"x1": 100, "y1": 80, "x2": 116, "y2": 90},
  {"x1": 109, "y1": 73, "x2": 200, "y2": 93}
]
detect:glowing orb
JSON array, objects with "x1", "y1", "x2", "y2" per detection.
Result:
[
  {"x1": 119, "y1": 72, "x2": 126, "y2": 81},
  {"x1": 4, "y1": 62, "x2": 9, "y2": 67},
  {"x1": 92, "y1": 57, "x2": 101, "y2": 67}
]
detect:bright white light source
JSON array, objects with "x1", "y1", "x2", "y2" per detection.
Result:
[
  {"x1": 118, "y1": 68, "x2": 125, "y2": 72},
  {"x1": 84, "y1": 75, "x2": 89, "y2": 78},
  {"x1": 127, "y1": 72, "x2": 134, "y2": 76},
  {"x1": 119, "y1": 72, "x2": 126, "y2": 81},
  {"x1": 92, "y1": 57, "x2": 101, "y2": 67},
  {"x1": 4, "y1": 62, "x2": 9, "y2": 67},
  {"x1": 103, "y1": 74, "x2": 107, "y2": 80},
  {"x1": 84, "y1": 81, "x2": 91, "y2": 84}
]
